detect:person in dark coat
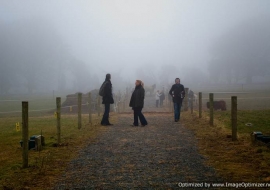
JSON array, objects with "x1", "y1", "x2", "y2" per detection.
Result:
[
  {"x1": 101, "y1": 73, "x2": 114, "y2": 126},
  {"x1": 169, "y1": 78, "x2": 185, "y2": 122},
  {"x1": 129, "y1": 80, "x2": 148, "y2": 127}
]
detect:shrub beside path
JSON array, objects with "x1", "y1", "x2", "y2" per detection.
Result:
[{"x1": 54, "y1": 113, "x2": 221, "y2": 189}]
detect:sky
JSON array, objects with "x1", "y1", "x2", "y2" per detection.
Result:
[{"x1": 1, "y1": 0, "x2": 270, "y2": 87}]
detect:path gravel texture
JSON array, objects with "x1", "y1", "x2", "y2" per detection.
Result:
[{"x1": 54, "y1": 113, "x2": 221, "y2": 189}]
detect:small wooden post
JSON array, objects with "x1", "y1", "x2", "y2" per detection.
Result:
[
  {"x1": 97, "y1": 96, "x2": 101, "y2": 116},
  {"x1": 199, "y1": 92, "x2": 202, "y2": 118},
  {"x1": 231, "y1": 96, "x2": 238, "y2": 141},
  {"x1": 88, "y1": 92, "x2": 92, "y2": 125},
  {"x1": 209, "y1": 93, "x2": 214, "y2": 126},
  {"x1": 78, "y1": 93, "x2": 82, "y2": 129},
  {"x1": 190, "y1": 95, "x2": 193, "y2": 114},
  {"x1": 56, "y1": 97, "x2": 61, "y2": 144},
  {"x1": 122, "y1": 99, "x2": 125, "y2": 112},
  {"x1": 184, "y1": 88, "x2": 189, "y2": 111},
  {"x1": 118, "y1": 101, "x2": 120, "y2": 113},
  {"x1": 169, "y1": 95, "x2": 173, "y2": 112},
  {"x1": 22, "y1": 101, "x2": 29, "y2": 168}
]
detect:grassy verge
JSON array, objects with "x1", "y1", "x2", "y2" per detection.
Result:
[
  {"x1": 214, "y1": 110, "x2": 270, "y2": 134},
  {"x1": 182, "y1": 110, "x2": 270, "y2": 182},
  {"x1": 0, "y1": 113, "x2": 118, "y2": 190}
]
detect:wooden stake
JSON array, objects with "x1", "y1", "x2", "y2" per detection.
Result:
[
  {"x1": 191, "y1": 94, "x2": 193, "y2": 114},
  {"x1": 199, "y1": 92, "x2": 202, "y2": 118},
  {"x1": 88, "y1": 92, "x2": 92, "y2": 125},
  {"x1": 184, "y1": 88, "x2": 189, "y2": 111},
  {"x1": 78, "y1": 93, "x2": 82, "y2": 129},
  {"x1": 56, "y1": 97, "x2": 61, "y2": 144},
  {"x1": 231, "y1": 96, "x2": 238, "y2": 141},
  {"x1": 97, "y1": 96, "x2": 101, "y2": 116},
  {"x1": 209, "y1": 93, "x2": 214, "y2": 126},
  {"x1": 22, "y1": 101, "x2": 29, "y2": 168}
]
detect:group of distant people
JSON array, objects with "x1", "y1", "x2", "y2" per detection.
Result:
[
  {"x1": 99, "y1": 73, "x2": 185, "y2": 126},
  {"x1": 155, "y1": 90, "x2": 165, "y2": 108}
]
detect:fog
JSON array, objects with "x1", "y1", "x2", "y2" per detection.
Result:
[{"x1": 1, "y1": 0, "x2": 270, "y2": 95}]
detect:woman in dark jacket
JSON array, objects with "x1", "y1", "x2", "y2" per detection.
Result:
[{"x1": 129, "y1": 80, "x2": 148, "y2": 127}]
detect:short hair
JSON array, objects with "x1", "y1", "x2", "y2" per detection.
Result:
[
  {"x1": 175, "y1": 78, "x2": 180, "y2": 82},
  {"x1": 106, "y1": 73, "x2": 111, "y2": 80}
]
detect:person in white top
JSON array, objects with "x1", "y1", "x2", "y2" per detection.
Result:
[{"x1": 155, "y1": 90, "x2": 161, "y2": 108}]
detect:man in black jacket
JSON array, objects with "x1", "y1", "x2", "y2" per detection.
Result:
[
  {"x1": 101, "y1": 73, "x2": 114, "y2": 126},
  {"x1": 169, "y1": 78, "x2": 185, "y2": 122}
]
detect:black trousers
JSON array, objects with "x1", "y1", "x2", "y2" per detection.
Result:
[
  {"x1": 101, "y1": 103, "x2": 110, "y2": 125},
  {"x1": 133, "y1": 107, "x2": 147, "y2": 126}
]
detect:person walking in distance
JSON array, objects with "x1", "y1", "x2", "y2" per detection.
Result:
[
  {"x1": 169, "y1": 78, "x2": 185, "y2": 122},
  {"x1": 129, "y1": 80, "x2": 148, "y2": 127},
  {"x1": 100, "y1": 74, "x2": 114, "y2": 126},
  {"x1": 155, "y1": 90, "x2": 161, "y2": 108}
]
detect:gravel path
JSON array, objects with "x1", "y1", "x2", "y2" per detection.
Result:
[{"x1": 54, "y1": 113, "x2": 220, "y2": 189}]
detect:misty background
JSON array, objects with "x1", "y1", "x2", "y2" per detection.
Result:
[{"x1": 1, "y1": 0, "x2": 270, "y2": 95}]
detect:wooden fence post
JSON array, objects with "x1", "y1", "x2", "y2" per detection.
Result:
[
  {"x1": 184, "y1": 88, "x2": 189, "y2": 111},
  {"x1": 88, "y1": 92, "x2": 92, "y2": 125},
  {"x1": 22, "y1": 101, "x2": 29, "y2": 168},
  {"x1": 56, "y1": 97, "x2": 61, "y2": 144},
  {"x1": 97, "y1": 96, "x2": 101, "y2": 116},
  {"x1": 191, "y1": 95, "x2": 193, "y2": 114},
  {"x1": 209, "y1": 93, "x2": 214, "y2": 126},
  {"x1": 78, "y1": 93, "x2": 82, "y2": 129},
  {"x1": 118, "y1": 101, "x2": 120, "y2": 113},
  {"x1": 168, "y1": 94, "x2": 173, "y2": 112},
  {"x1": 231, "y1": 96, "x2": 238, "y2": 141},
  {"x1": 122, "y1": 99, "x2": 125, "y2": 113},
  {"x1": 199, "y1": 92, "x2": 202, "y2": 118}
]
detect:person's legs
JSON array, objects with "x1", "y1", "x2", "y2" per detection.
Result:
[
  {"x1": 138, "y1": 108, "x2": 148, "y2": 126},
  {"x1": 133, "y1": 108, "x2": 139, "y2": 126},
  {"x1": 174, "y1": 103, "x2": 180, "y2": 122},
  {"x1": 101, "y1": 103, "x2": 110, "y2": 125},
  {"x1": 156, "y1": 100, "x2": 159, "y2": 107},
  {"x1": 160, "y1": 99, "x2": 163, "y2": 107},
  {"x1": 178, "y1": 102, "x2": 182, "y2": 121}
]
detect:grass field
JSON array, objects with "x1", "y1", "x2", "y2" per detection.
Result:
[
  {"x1": 183, "y1": 109, "x2": 270, "y2": 182},
  {"x1": 0, "y1": 113, "x2": 115, "y2": 189},
  {"x1": 1, "y1": 91, "x2": 270, "y2": 188},
  {"x1": 214, "y1": 110, "x2": 270, "y2": 134},
  {"x1": 0, "y1": 95, "x2": 67, "y2": 118},
  {"x1": 198, "y1": 91, "x2": 270, "y2": 110}
]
